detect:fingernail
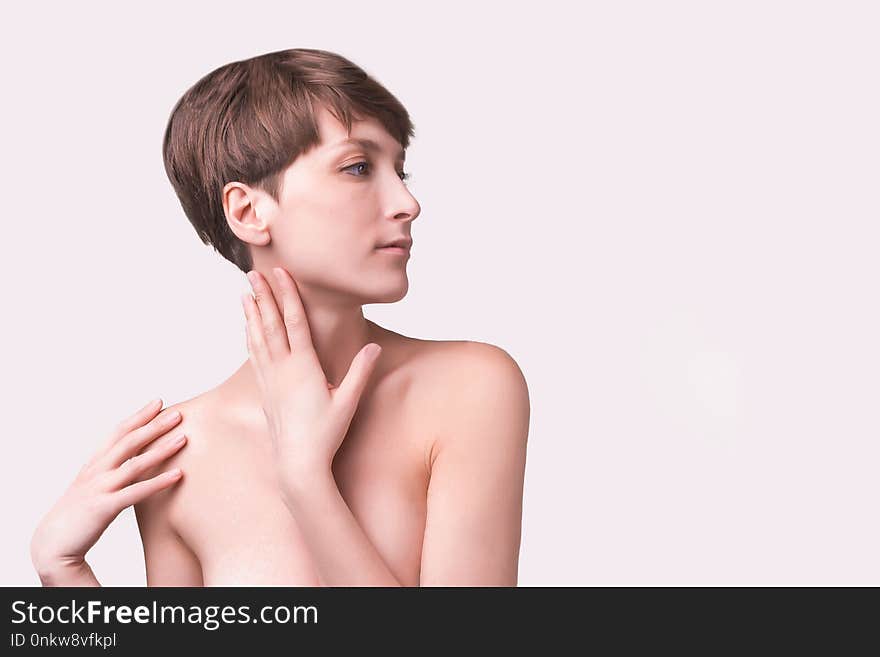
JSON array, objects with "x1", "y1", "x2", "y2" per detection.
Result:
[
  {"x1": 172, "y1": 433, "x2": 187, "y2": 445},
  {"x1": 247, "y1": 271, "x2": 258, "y2": 286}
]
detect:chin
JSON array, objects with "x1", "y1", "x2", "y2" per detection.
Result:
[{"x1": 366, "y1": 278, "x2": 409, "y2": 304}]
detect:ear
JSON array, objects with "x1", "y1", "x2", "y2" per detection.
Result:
[{"x1": 222, "y1": 182, "x2": 272, "y2": 247}]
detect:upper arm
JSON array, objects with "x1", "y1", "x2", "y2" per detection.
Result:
[
  {"x1": 419, "y1": 342, "x2": 531, "y2": 586},
  {"x1": 134, "y1": 491, "x2": 204, "y2": 587},
  {"x1": 131, "y1": 399, "x2": 205, "y2": 586}
]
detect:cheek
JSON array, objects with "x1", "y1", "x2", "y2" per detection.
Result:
[
  {"x1": 273, "y1": 208, "x2": 370, "y2": 272},
  {"x1": 275, "y1": 180, "x2": 376, "y2": 263}
]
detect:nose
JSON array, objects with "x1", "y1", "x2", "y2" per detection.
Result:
[
  {"x1": 393, "y1": 203, "x2": 419, "y2": 224},
  {"x1": 390, "y1": 187, "x2": 420, "y2": 225}
]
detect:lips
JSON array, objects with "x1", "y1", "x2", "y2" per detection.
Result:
[{"x1": 378, "y1": 238, "x2": 413, "y2": 250}]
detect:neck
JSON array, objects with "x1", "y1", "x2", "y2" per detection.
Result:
[
  {"x1": 226, "y1": 268, "x2": 391, "y2": 417},
  {"x1": 294, "y1": 287, "x2": 374, "y2": 388}
]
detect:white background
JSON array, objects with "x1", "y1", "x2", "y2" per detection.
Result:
[{"x1": 1, "y1": 1, "x2": 878, "y2": 585}]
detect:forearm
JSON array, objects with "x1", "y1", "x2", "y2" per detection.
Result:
[
  {"x1": 36, "y1": 560, "x2": 101, "y2": 587},
  {"x1": 283, "y1": 471, "x2": 402, "y2": 587}
]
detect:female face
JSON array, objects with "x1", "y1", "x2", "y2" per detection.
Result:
[{"x1": 263, "y1": 104, "x2": 420, "y2": 305}]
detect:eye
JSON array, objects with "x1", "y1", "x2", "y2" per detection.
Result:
[
  {"x1": 344, "y1": 161, "x2": 371, "y2": 176},
  {"x1": 343, "y1": 161, "x2": 412, "y2": 183}
]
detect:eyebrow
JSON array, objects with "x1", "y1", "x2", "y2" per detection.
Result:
[{"x1": 331, "y1": 137, "x2": 405, "y2": 161}]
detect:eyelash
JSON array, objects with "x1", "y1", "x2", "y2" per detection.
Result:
[{"x1": 343, "y1": 161, "x2": 411, "y2": 183}]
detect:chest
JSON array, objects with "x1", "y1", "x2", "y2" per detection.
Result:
[{"x1": 177, "y1": 393, "x2": 432, "y2": 586}]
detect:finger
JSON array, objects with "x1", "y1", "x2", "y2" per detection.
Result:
[
  {"x1": 333, "y1": 343, "x2": 382, "y2": 416},
  {"x1": 271, "y1": 267, "x2": 317, "y2": 356},
  {"x1": 107, "y1": 431, "x2": 187, "y2": 490},
  {"x1": 242, "y1": 292, "x2": 270, "y2": 373},
  {"x1": 104, "y1": 398, "x2": 163, "y2": 448},
  {"x1": 246, "y1": 270, "x2": 290, "y2": 358},
  {"x1": 112, "y1": 468, "x2": 184, "y2": 508},
  {"x1": 102, "y1": 408, "x2": 183, "y2": 469},
  {"x1": 241, "y1": 297, "x2": 266, "y2": 391}
]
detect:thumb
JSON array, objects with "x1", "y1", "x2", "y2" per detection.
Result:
[{"x1": 333, "y1": 343, "x2": 382, "y2": 415}]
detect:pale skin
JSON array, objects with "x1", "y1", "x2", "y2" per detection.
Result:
[
  {"x1": 31, "y1": 103, "x2": 530, "y2": 586},
  {"x1": 29, "y1": 400, "x2": 188, "y2": 586}
]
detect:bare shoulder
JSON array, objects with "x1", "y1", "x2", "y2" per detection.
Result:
[
  {"x1": 408, "y1": 339, "x2": 530, "y2": 586},
  {"x1": 405, "y1": 338, "x2": 529, "y2": 397},
  {"x1": 132, "y1": 390, "x2": 222, "y2": 539},
  {"x1": 131, "y1": 389, "x2": 229, "y2": 585},
  {"x1": 397, "y1": 337, "x2": 531, "y2": 461}
]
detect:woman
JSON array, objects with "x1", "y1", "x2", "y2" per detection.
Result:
[{"x1": 30, "y1": 48, "x2": 530, "y2": 586}]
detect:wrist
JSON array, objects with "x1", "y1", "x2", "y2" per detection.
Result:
[
  {"x1": 278, "y1": 464, "x2": 336, "y2": 505},
  {"x1": 35, "y1": 558, "x2": 98, "y2": 587},
  {"x1": 30, "y1": 538, "x2": 63, "y2": 582}
]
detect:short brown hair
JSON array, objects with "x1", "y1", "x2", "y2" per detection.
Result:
[{"x1": 162, "y1": 48, "x2": 416, "y2": 273}]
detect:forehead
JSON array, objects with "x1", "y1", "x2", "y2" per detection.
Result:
[{"x1": 315, "y1": 104, "x2": 405, "y2": 160}]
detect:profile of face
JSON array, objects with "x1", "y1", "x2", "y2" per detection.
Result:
[{"x1": 225, "y1": 103, "x2": 421, "y2": 306}]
